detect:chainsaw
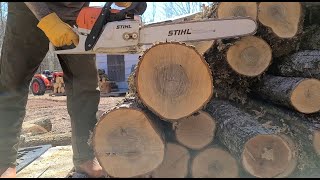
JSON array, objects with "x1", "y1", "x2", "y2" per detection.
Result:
[{"x1": 53, "y1": 2, "x2": 257, "y2": 55}]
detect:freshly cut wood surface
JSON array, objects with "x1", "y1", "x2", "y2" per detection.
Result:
[
  {"x1": 151, "y1": 143, "x2": 190, "y2": 178},
  {"x1": 205, "y1": 100, "x2": 297, "y2": 178},
  {"x1": 217, "y1": 2, "x2": 258, "y2": 20},
  {"x1": 175, "y1": 111, "x2": 216, "y2": 150},
  {"x1": 136, "y1": 42, "x2": 213, "y2": 120},
  {"x1": 191, "y1": 147, "x2": 239, "y2": 178},
  {"x1": 258, "y1": 2, "x2": 302, "y2": 38},
  {"x1": 93, "y1": 107, "x2": 165, "y2": 178},
  {"x1": 253, "y1": 75, "x2": 320, "y2": 114},
  {"x1": 226, "y1": 36, "x2": 272, "y2": 77}
]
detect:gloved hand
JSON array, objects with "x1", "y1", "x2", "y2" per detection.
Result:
[
  {"x1": 115, "y1": 2, "x2": 132, "y2": 8},
  {"x1": 37, "y1": 13, "x2": 79, "y2": 47}
]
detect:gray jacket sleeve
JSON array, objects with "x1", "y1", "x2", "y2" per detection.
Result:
[{"x1": 24, "y1": 2, "x2": 53, "y2": 20}]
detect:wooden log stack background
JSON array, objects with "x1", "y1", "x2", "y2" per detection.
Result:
[
  {"x1": 92, "y1": 2, "x2": 320, "y2": 178},
  {"x1": 53, "y1": 76, "x2": 65, "y2": 94}
]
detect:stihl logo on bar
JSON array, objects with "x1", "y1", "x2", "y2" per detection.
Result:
[
  {"x1": 116, "y1": 25, "x2": 132, "y2": 29},
  {"x1": 168, "y1": 29, "x2": 191, "y2": 36}
]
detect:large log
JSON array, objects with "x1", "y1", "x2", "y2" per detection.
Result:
[
  {"x1": 92, "y1": 98, "x2": 165, "y2": 178},
  {"x1": 174, "y1": 111, "x2": 216, "y2": 150},
  {"x1": 268, "y1": 50, "x2": 320, "y2": 79},
  {"x1": 151, "y1": 142, "x2": 190, "y2": 178},
  {"x1": 241, "y1": 98, "x2": 320, "y2": 176},
  {"x1": 205, "y1": 99, "x2": 297, "y2": 178},
  {"x1": 252, "y1": 75, "x2": 320, "y2": 114},
  {"x1": 135, "y1": 42, "x2": 213, "y2": 120},
  {"x1": 191, "y1": 145, "x2": 239, "y2": 178},
  {"x1": 217, "y1": 2, "x2": 258, "y2": 20}
]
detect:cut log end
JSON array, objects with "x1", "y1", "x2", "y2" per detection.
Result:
[
  {"x1": 226, "y1": 36, "x2": 272, "y2": 77},
  {"x1": 136, "y1": 42, "x2": 213, "y2": 120},
  {"x1": 151, "y1": 143, "x2": 190, "y2": 178},
  {"x1": 290, "y1": 79, "x2": 320, "y2": 114},
  {"x1": 242, "y1": 134, "x2": 296, "y2": 178},
  {"x1": 186, "y1": 40, "x2": 215, "y2": 55},
  {"x1": 258, "y1": 2, "x2": 302, "y2": 38},
  {"x1": 93, "y1": 108, "x2": 164, "y2": 178},
  {"x1": 314, "y1": 130, "x2": 320, "y2": 156},
  {"x1": 175, "y1": 111, "x2": 216, "y2": 150},
  {"x1": 192, "y1": 147, "x2": 239, "y2": 178},
  {"x1": 217, "y1": 2, "x2": 257, "y2": 20}
]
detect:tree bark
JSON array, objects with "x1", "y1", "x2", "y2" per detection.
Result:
[
  {"x1": 205, "y1": 99, "x2": 297, "y2": 178},
  {"x1": 269, "y1": 50, "x2": 320, "y2": 79},
  {"x1": 252, "y1": 75, "x2": 320, "y2": 114},
  {"x1": 299, "y1": 25, "x2": 320, "y2": 50},
  {"x1": 92, "y1": 97, "x2": 166, "y2": 178}
]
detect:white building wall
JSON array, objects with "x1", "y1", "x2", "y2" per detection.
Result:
[{"x1": 95, "y1": 54, "x2": 139, "y2": 90}]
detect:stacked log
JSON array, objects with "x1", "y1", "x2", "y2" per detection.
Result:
[
  {"x1": 53, "y1": 76, "x2": 65, "y2": 94},
  {"x1": 92, "y1": 2, "x2": 320, "y2": 178}
]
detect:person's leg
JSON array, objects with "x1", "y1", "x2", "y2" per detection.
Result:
[
  {"x1": 0, "y1": 2, "x2": 49, "y2": 177},
  {"x1": 57, "y1": 53, "x2": 102, "y2": 177}
]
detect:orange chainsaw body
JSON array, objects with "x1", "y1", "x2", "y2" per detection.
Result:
[{"x1": 76, "y1": 7, "x2": 120, "y2": 30}]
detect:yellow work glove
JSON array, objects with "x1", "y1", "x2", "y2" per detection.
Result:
[
  {"x1": 115, "y1": 2, "x2": 132, "y2": 8},
  {"x1": 37, "y1": 13, "x2": 79, "y2": 47}
]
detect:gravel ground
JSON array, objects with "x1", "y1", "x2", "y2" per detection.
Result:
[{"x1": 24, "y1": 93, "x2": 124, "y2": 134}]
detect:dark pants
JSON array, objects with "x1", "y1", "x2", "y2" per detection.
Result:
[{"x1": 0, "y1": 2, "x2": 100, "y2": 169}]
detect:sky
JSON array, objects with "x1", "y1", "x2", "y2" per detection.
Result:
[{"x1": 89, "y1": 2, "x2": 212, "y2": 23}]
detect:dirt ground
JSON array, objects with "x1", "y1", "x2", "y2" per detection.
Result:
[{"x1": 24, "y1": 93, "x2": 124, "y2": 135}]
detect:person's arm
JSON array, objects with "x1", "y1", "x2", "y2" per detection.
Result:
[
  {"x1": 23, "y1": 2, "x2": 79, "y2": 47},
  {"x1": 24, "y1": 2, "x2": 53, "y2": 20}
]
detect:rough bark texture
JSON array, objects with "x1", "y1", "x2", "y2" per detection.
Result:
[
  {"x1": 19, "y1": 132, "x2": 71, "y2": 148},
  {"x1": 269, "y1": 50, "x2": 320, "y2": 79},
  {"x1": 204, "y1": 41, "x2": 260, "y2": 104},
  {"x1": 302, "y1": 2, "x2": 320, "y2": 26},
  {"x1": 205, "y1": 99, "x2": 296, "y2": 177},
  {"x1": 252, "y1": 75, "x2": 310, "y2": 112},
  {"x1": 241, "y1": 98, "x2": 320, "y2": 177},
  {"x1": 299, "y1": 25, "x2": 320, "y2": 50}
]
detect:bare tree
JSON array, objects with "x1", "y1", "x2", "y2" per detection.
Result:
[{"x1": 0, "y1": 2, "x2": 8, "y2": 51}]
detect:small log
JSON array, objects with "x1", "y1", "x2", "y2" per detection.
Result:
[
  {"x1": 21, "y1": 124, "x2": 48, "y2": 136},
  {"x1": 151, "y1": 142, "x2": 190, "y2": 178},
  {"x1": 269, "y1": 50, "x2": 320, "y2": 79},
  {"x1": 226, "y1": 36, "x2": 272, "y2": 77},
  {"x1": 174, "y1": 111, "x2": 216, "y2": 150},
  {"x1": 217, "y1": 2, "x2": 258, "y2": 20},
  {"x1": 19, "y1": 132, "x2": 71, "y2": 148},
  {"x1": 252, "y1": 75, "x2": 320, "y2": 114},
  {"x1": 205, "y1": 99, "x2": 297, "y2": 178},
  {"x1": 135, "y1": 42, "x2": 213, "y2": 120},
  {"x1": 191, "y1": 145, "x2": 239, "y2": 178},
  {"x1": 241, "y1": 98, "x2": 320, "y2": 175},
  {"x1": 23, "y1": 118, "x2": 52, "y2": 132},
  {"x1": 258, "y1": 2, "x2": 302, "y2": 38},
  {"x1": 93, "y1": 98, "x2": 165, "y2": 178}
]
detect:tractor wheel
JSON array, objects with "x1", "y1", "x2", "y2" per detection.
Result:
[{"x1": 31, "y1": 78, "x2": 46, "y2": 95}]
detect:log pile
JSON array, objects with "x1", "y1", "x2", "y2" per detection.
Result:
[
  {"x1": 53, "y1": 76, "x2": 65, "y2": 94},
  {"x1": 92, "y1": 2, "x2": 320, "y2": 178}
]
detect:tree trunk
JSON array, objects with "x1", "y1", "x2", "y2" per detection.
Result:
[
  {"x1": 191, "y1": 145, "x2": 239, "y2": 178},
  {"x1": 92, "y1": 98, "x2": 166, "y2": 178},
  {"x1": 252, "y1": 75, "x2": 320, "y2": 114},
  {"x1": 174, "y1": 111, "x2": 216, "y2": 150},
  {"x1": 151, "y1": 142, "x2": 190, "y2": 178},
  {"x1": 269, "y1": 50, "x2": 320, "y2": 79},
  {"x1": 135, "y1": 42, "x2": 213, "y2": 120},
  {"x1": 205, "y1": 99, "x2": 297, "y2": 178},
  {"x1": 241, "y1": 98, "x2": 320, "y2": 177}
]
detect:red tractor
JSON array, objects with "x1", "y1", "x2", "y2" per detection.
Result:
[{"x1": 30, "y1": 70, "x2": 63, "y2": 95}]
